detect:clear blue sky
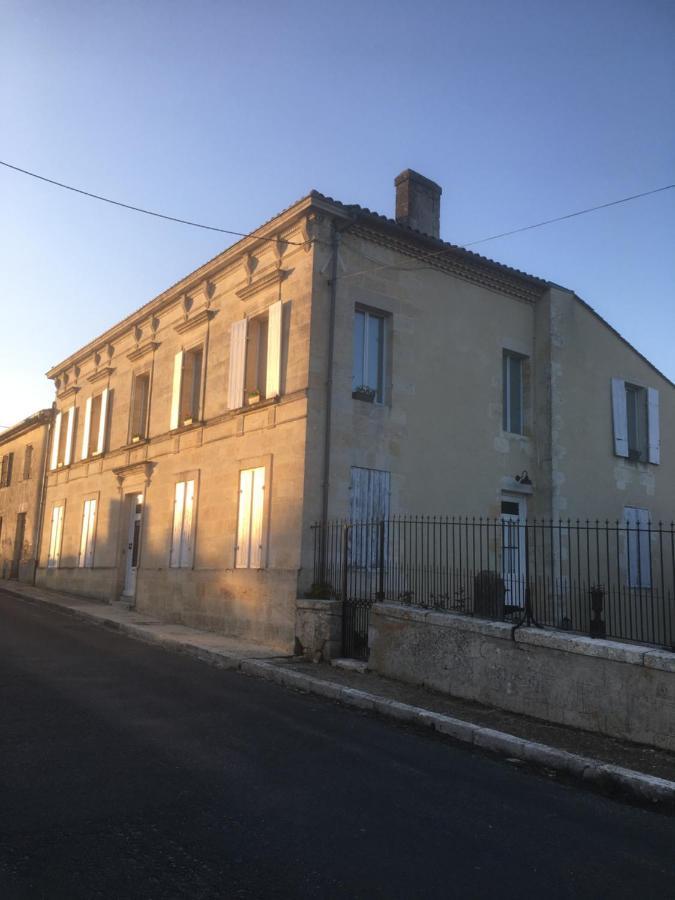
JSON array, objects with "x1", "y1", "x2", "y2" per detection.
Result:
[{"x1": 1, "y1": 0, "x2": 673, "y2": 427}]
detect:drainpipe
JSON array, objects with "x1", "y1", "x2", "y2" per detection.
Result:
[
  {"x1": 321, "y1": 216, "x2": 357, "y2": 528},
  {"x1": 32, "y1": 407, "x2": 54, "y2": 585}
]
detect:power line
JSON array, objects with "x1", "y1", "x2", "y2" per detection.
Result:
[
  {"x1": 462, "y1": 183, "x2": 675, "y2": 247},
  {"x1": 338, "y1": 182, "x2": 675, "y2": 280},
  {"x1": 0, "y1": 159, "x2": 310, "y2": 246}
]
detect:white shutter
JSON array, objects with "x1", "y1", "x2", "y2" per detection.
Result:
[
  {"x1": 228, "y1": 319, "x2": 248, "y2": 409},
  {"x1": 50, "y1": 412, "x2": 62, "y2": 470},
  {"x1": 63, "y1": 407, "x2": 75, "y2": 466},
  {"x1": 170, "y1": 351, "x2": 184, "y2": 430},
  {"x1": 81, "y1": 397, "x2": 92, "y2": 459},
  {"x1": 624, "y1": 507, "x2": 652, "y2": 589},
  {"x1": 611, "y1": 378, "x2": 628, "y2": 458},
  {"x1": 647, "y1": 387, "x2": 660, "y2": 464},
  {"x1": 48, "y1": 505, "x2": 64, "y2": 568},
  {"x1": 96, "y1": 388, "x2": 109, "y2": 454},
  {"x1": 170, "y1": 481, "x2": 186, "y2": 567},
  {"x1": 249, "y1": 467, "x2": 266, "y2": 568},
  {"x1": 236, "y1": 469, "x2": 253, "y2": 568},
  {"x1": 181, "y1": 479, "x2": 195, "y2": 568},
  {"x1": 85, "y1": 499, "x2": 97, "y2": 567},
  {"x1": 265, "y1": 300, "x2": 282, "y2": 399}
]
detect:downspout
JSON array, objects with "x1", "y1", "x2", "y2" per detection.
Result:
[
  {"x1": 32, "y1": 407, "x2": 54, "y2": 585},
  {"x1": 320, "y1": 221, "x2": 341, "y2": 528},
  {"x1": 321, "y1": 216, "x2": 356, "y2": 526}
]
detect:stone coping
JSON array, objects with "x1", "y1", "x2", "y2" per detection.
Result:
[{"x1": 373, "y1": 602, "x2": 675, "y2": 673}]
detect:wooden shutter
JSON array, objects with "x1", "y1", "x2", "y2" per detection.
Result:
[
  {"x1": 96, "y1": 388, "x2": 109, "y2": 454},
  {"x1": 170, "y1": 351, "x2": 184, "y2": 430},
  {"x1": 249, "y1": 467, "x2": 266, "y2": 568},
  {"x1": 236, "y1": 469, "x2": 253, "y2": 568},
  {"x1": 625, "y1": 507, "x2": 651, "y2": 588},
  {"x1": 265, "y1": 301, "x2": 282, "y2": 399},
  {"x1": 63, "y1": 408, "x2": 75, "y2": 466},
  {"x1": 49, "y1": 505, "x2": 64, "y2": 568},
  {"x1": 79, "y1": 500, "x2": 91, "y2": 567},
  {"x1": 228, "y1": 319, "x2": 248, "y2": 409},
  {"x1": 170, "y1": 481, "x2": 186, "y2": 567},
  {"x1": 181, "y1": 479, "x2": 195, "y2": 568},
  {"x1": 51, "y1": 412, "x2": 62, "y2": 470},
  {"x1": 5, "y1": 453, "x2": 13, "y2": 487},
  {"x1": 86, "y1": 499, "x2": 97, "y2": 567},
  {"x1": 81, "y1": 397, "x2": 92, "y2": 459},
  {"x1": 647, "y1": 388, "x2": 660, "y2": 464},
  {"x1": 611, "y1": 378, "x2": 628, "y2": 458}
]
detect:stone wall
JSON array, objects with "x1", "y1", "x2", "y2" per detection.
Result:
[{"x1": 369, "y1": 602, "x2": 675, "y2": 751}]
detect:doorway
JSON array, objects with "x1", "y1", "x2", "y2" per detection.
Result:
[
  {"x1": 10, "y1": 512, "x2": 26, "y2": 579},
  {"x1": 122, "y1": 493, "x2": 143, "y2": 598},
  {"x1": 501, "y1": 497, "x2": 526, "y2": 608}
]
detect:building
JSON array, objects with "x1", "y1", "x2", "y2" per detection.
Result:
[
  {"x1": 33, "y1": 170, "x2": 674, "y2": 652},
  {"x1": 0, "y1": 409, "x2": 53, "y2": 581}
]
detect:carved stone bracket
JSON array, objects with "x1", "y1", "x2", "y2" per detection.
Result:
[{"x1": 57, "y1": 385, "x2": 80, "y2": 400}]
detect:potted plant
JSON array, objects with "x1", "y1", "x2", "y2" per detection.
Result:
[
  {"x1": 352, "y1": 384, "x2": 377, "y2": 403},
  {"x1": 248, "y1": 389, "x2": 261, "y2": 405}
]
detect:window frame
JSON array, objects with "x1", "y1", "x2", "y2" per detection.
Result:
[
  {"x1": 0, "y1": 452, "x2": 13, "y2": 487},
  {"x1": 22, "y1": 444, "x2": 33, "y2": 480},
  {"x1": 352, "y1": 307, "x2": 387, "y2": 404},
  {"x1": 170, "y1": 476, "x2": 198, "y2": 568},
  {"x1": 78, "y1": 496, "x2": 98, "y2": 568},
  {"x1": 47, "y1": 502, "x2": 65, "y2": 569},
  {"x1": 129, "y1": 369, "x2": 151, "y2": 443},
  {"x1": 235, "y1": 460, "x2": 271, "y2": 569},
  {"x1": 502, "y1": 350, "x2": 525, "y2": 435}
]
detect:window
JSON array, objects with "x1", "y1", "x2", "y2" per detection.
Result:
[
  {"x1": 129, "y1": 371, "x2": 150, "y2": 441},
  {"x1": 78, "y1": 498, "x2": 97, "y2": 568},
  {"x1": 23, "y1": 445, "x2": 33, "y2": 480},
  {"x1": 352, "y1": 308, "x2": 385, "y2": 403},
  {"x1": 624, "y1": 507, "x2": 651, "y2": 589},
  {"x1": 170, "y1": 347, "x2": 203, "y2": 428},
  {"x1": 170, "y1": 479, "x2": 196, "y2": 568},
  {"x1": 235, "y1": 467, "x2": 265, "y2": 568},
  {"x1": 611, "y1": 378, "x2": 659, "y2": 464},
  {"x1": 502, "y1": 351, "x2": 524, "y2": 434},
  {"x1": 228, "y1": 301, "x2": 283, "y2": 409},
  {"x1": 47, "y1": 504, "x2": 65, "y2": 569},
  {"x1": 0, "y1": 453, "x2": 13, "y2": 487},
  {"x1": 50, "y1": 407, "x2": 76, "y2": 469},
  {"x1": 81, "y1": 389, "x2": 109, "y2": 460}
]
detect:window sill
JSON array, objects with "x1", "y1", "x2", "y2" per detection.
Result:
[
  {"x1": 170, "y1": 420, "x2": 205, "y2": 435},
  {"x1": 121, "y1": 438, "x2": 149, "y2": 451},
  {"x1": 239, "y1": 395, "x2": 279, "y2": 413}
]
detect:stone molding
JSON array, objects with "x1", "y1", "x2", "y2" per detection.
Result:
[
  {"x1": 112, "y1": 460, "x2": 156, "y2": 489},
  {"x1": 236, "y1": 267, "x2": 290, "y2": 301},
  {"x1": 173, "y1": 308, "x2": 216, "y2": 334},
  {"x1": 127, "y1": 341, "x2": 160, "y2": 362},
  {"x1": 87, "y1": 366, "x2": 115, "y2": 384}
]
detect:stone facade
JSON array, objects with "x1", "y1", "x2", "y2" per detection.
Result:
[
  {"x1": 23, "y1": 171, "x2": 673, "y2": 654},
  {"x1": 0, "y1": 409, "x2": 53, "y2": 581}
]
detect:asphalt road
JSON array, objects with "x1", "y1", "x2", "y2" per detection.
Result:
[{"x1": 1, "y1": 589, "x2": 673, "y2": 899}]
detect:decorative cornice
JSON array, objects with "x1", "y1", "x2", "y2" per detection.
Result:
[
  {"x1": 57, "y1": 385, "x2": 80, "y2": 400},
  {"x1": 87, "y1": 366, "x2": 115, "y2": 384},
  {"x1": 351, "y1": 224, "x2": 544, "y2": 304},
  {"x1": 127, "y1": 341, "x2": 160, "y2": 362},
  {"x1": 236, "y1": 267, "x2": 290, "y2": 301},
  {"x1": 112, "y1": 460, "x2": 156, "y2": 488},
  {"x1": 174, "y1": 308, "x2": 216, "y2": 334}
]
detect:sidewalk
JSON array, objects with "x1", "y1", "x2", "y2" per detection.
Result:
[{"x1": 3, "y1": 579, "x2": 675, "y2": 808}]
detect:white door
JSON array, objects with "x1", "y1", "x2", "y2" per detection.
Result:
[
  {"x1": 123, "y1": 494, "x2": 143, "y2": 597},
  {"x1": 501, "y1": 498, "x2": 526, "y2": 607}
]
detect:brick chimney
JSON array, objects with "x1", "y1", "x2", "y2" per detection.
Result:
[{"x1": 394, "y1": 169, "x2": 442, "y2": 239}]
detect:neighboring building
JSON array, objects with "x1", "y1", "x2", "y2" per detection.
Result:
[
  {"x1": 0, "y1": 409, "x2": 53, "y2": 581},
  {"x1": 32, "y1": 170, "x2": 674, "y2": 651}
]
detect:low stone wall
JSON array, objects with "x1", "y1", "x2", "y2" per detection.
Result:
[
  {"x1": 369, "y1": 603, "x2": 675, "y2": 752},
  {"x1": 295, "y1": 597, "x2": 342, "y2": 661}
]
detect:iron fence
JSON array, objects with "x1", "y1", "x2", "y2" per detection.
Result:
[{"x1": 312, "y1": 516, "x2": 675, "y2": 652}]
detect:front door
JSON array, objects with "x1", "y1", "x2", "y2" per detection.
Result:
[
  {"x1": 123, "y1": 494, "x2": 143, "y2": 597},
  {"x1": 10, "y1": 512, "x2": 26, "y2": 579},
  {"x1": 501, "y1": 498, "x2": 526, "y2": 608}
]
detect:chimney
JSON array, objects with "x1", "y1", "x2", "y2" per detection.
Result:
[{"x1": 394, "y1": 169, "x2": 442, "y2": 239}]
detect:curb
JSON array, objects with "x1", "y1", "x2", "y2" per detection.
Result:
[{"x1": 5, "y1": 583, "x2": 675, "y2": 808}]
